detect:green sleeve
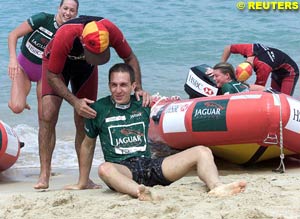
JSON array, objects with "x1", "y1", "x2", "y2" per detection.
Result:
[
  {"x1": 84, "y1": 102, "x2": 102, "y2": 138},
  {"x1": 27, "y1": 12, "x2": 51, "y2": 30},
  {"x1": 221, "y1": 83, "x2": 235, "y2": 94}
]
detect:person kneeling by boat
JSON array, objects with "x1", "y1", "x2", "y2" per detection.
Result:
[
  {"x1": 207, "y1": 62, "x2": 264, "y2": 95},
  {"x1": 221, "y1": 43, "x2": 299, "y2": 96},
  {"x1": 65, "y1": 63, "x2": 246, "y2": 200}
]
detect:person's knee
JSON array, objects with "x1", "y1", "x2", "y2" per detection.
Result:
[
  {"x1": 74, "y1": 114, "x2": 84, "y2": 129},
  {"x1": 40, "y1": 96, "x2": 62, "y2": 122},
  {"x1": 194, "y1": 145, "x2": 214, "y2": 158},
  {"x1": 41, "y1": 105, "x2": 59, "y2": 123},
  {"x1": 8, "y1": 101, "x2": 25, "y2": 114},
  {"x1": 98, "y1": 162, "x2": 115, "y2": 179},
  {"x1": 41, "y1": 110, "x2": 55, "y2": 123}
]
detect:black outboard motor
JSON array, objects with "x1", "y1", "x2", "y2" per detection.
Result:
[{"x1": 184, "y1": 64, "x2": 220, "y2": 98}]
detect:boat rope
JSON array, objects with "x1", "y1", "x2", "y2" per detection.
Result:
[
  {"x1": 150, "y1": 93, "x2": 168, "y2": 111},
  {"x1": 269, "y1": 90, "x2": 285, "y2": 173},
  {"x1": 150, "y1": 93, "x2": 181, "y2": 112}
]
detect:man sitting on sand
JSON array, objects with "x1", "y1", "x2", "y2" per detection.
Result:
[{"x1": 65, "y1": 63, "x2": 246, "y2": 200}]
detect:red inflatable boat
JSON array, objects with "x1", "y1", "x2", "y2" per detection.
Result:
[
  {"x1": 149, "y1": 91, "x2": 300, "y2": 165},
  {"x1": 0, "y1": 120, "x2": 22, "y2": 171}
]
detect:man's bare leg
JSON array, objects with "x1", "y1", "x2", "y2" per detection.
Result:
[
  {"x1": 74, "y1": 112, "x2": 99, "y2": 188},
  {"x1": 99, "y1": 163, "x2": 160, "y2": 201},
  {"x1": 161, "y1": 146, "x2": 246, "y2": 195},
  {"x1": 34, "y1": 119, "x2": 55, "y2": 189},
  {"x1": 34, "y1": 96, "x2": 62, "y2": 189}
]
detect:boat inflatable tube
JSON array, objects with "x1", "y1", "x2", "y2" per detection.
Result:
[
  {"x1": 0, "y1": 120, "x2": 22, "y2": 171},
  {"x1": 149, "y1": 91, "x2": 300, "y2": 165},
  {"x1": 184, "y1": 64, "x2": 220, "y2": 98}
]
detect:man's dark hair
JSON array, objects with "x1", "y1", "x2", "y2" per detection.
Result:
[{"x1": 109, "y1": 63, "x2": 135, "y2": 83}]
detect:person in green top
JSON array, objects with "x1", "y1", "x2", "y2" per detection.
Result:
[
  {"x1": 65, "y1": 63, "x2": 247, "y2": 200},
  {"x1": 7, "y1": 0, "x2": 78, "y2": 116},
  {"x1": 212, "y1": 62, "x2": 250, "y2": 94},
  {"x1": 210, "y1": 62, "x2": 264, "y2": 95}
]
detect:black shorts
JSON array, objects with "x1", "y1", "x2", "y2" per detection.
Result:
[
  {"x1": 119, "y1": 157, "x2": 172, "y2": 187},
  {"x1": 42, "y1": 59, "x2": 98, "y2": 100}
]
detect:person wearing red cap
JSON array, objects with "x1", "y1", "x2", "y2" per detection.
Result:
[
  {"x1": 35, "y1": 15, "x2": 149, "y2": 189},
  {"x1": 221, "y1": 43, "x2": 299, "y2": 96}
]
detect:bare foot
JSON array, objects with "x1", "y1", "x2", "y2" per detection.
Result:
[
  {"x1": 87, "y1": 179, "x2": 101, "y2": 189},
  {"x1": 25, "y1": 103, "x2": 31, "y2": 110},
  {"x1": 137, "y1": 185, "x2": 163, "y2": 201},
  {"x1": 208, "y1": 181, "x2": 246, "y2": 197},
  {"x1": 64, "y1": 180, "x2": 101, "y2": 190},
  {"x1": 34, "y1": 179, "x2": 49, "y2": 190}
]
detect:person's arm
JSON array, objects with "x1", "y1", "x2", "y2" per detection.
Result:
[
  {"x1": 221, "y1": 45, "x2": 232, "y2": 62},
  {"x1": 65, "y1": 135, "x2": 97, "y2": 189},
  {"x1": 103, "y1": 18, "x2": 150, "y2": 106},
  {"x1": 124, "y1": 52, "x2": 150, "y2": 106},
  {"x1": 249, "y1": 84, "x2": 265, "y2": 91},
  {"x1": 254, "y1": 64, "x2": 272, "y2": 86},
  {"x1": 124, "y1": 52, "x2": 142, "y2": 91},
  {"x1": 47, "y1": 71, "x2": 97, "y2": 118},
  {"x1": 7, "y1": 21, "x2": 33, "y2": 80}
]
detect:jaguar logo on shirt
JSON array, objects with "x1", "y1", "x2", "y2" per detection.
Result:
[
  {"x1": 115, "y1": 134, "x2": 142, "y2": 146},
  {"x1": 26, "y1": 29, "x2": 52, "y2": 58},
  {"x1": 108, "y1": 122, "x2": 147, "y2": 154}
]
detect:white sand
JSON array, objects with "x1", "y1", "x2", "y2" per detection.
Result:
[{"x1": 1, "y1": 157, "x2": 300, "y2": 219}]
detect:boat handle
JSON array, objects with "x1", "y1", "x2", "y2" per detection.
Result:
[{"x1": 263, "y1": 133, "x2": 278, "y2": 144}]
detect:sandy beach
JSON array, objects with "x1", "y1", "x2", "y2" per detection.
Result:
[{"x1": 1, "y1": 157, "x2": 300, "y2": 219}]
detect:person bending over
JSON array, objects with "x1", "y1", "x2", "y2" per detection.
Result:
[
  {"x1": 35, "y1": 15, "x2": 149, "y2": 189},
  {"x1": 221, "y1": 43, "x2": 299, "y2": 96}
]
